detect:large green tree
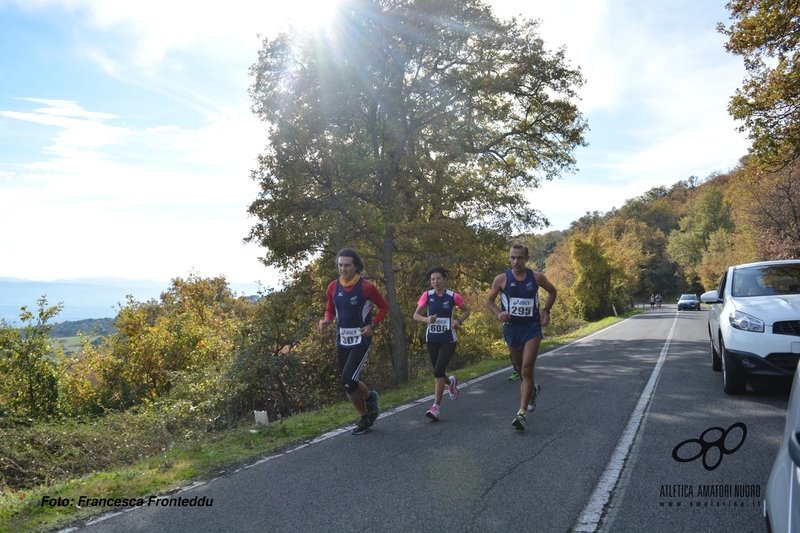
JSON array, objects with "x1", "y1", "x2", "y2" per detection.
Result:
[
  {"x1": 246, "y1": 0, "x2": 587, "y2": 383},
  {"x1": 720, "y1": 0, "x2": 800, "y2": 163}
]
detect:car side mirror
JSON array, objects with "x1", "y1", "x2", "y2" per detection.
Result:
[{"x1": 700, "y1": 290, "x2": 721, "y2": 304}]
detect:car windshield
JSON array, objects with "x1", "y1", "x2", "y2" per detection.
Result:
[
  {"x1": 679, "y1": 295, "x2": 697, "y2": 301},
  {"x1": 732, "y1": 264, "x2": 800, "y2": 297}
]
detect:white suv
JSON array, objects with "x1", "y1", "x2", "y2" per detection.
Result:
[{"x1": 700, "y1": 260, "x2": 800, "y2": 394}]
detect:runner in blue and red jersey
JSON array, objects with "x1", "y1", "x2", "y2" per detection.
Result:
[{"x1": 319, "y1": 248, "x2": 389, "y2": 435}]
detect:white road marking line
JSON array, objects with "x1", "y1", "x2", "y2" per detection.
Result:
[{"x1": 572, "y1": 312, "x2": 678, "y2": 532}]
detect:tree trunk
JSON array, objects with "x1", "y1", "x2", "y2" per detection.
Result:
[{"x1": 380, "y1": 234, "x2": 409, "y2": 385}]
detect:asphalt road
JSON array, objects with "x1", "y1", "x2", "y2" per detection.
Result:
[{"x1": 61, "y1": 305, "x2": 790, "y2": 533}]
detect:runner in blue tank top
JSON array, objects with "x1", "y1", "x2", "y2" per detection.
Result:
[
  {"x1": 319, "y1": 248, "x2": 389, "y2": 435},
  {"x1": 487, "y1": 244, "x2": 557, "y2": 432},
  {"x1": 501, "y1": 267, "x2": 541, "y2": 325},
  {"x1": 412, "y1": 266, "x2": 471, "y2": 421}
]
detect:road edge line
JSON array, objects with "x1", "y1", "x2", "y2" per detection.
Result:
[{"x1": 571, "y1": 312, "x2": 679, "y2": 532}]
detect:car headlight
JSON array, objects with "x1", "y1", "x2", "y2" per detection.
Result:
[{"x1": 729, "y1": 311, "x2": 765, "y2": 333}]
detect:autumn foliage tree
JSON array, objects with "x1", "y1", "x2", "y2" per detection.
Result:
[
  {"x1": 666, "y1": 186, "x2": 735, "y2": 285},
  {"x1": 246, "y1": 0, "x2": 587, "y2": 384},
  {"x1": 719, "y1": 0, "x2": 800, "y2": 260},
  {"x1": 569, "y1": 230, "x2": 613, "y2": 320},
  {"x1": 729, "y1": 157, "x2": 800, "y2": 259},
  {"x1": 599, "y1": 218, "x2": 650, "y2": 307},
  {"x1": 719, "y1": 0, "x2": 800, "y2": 164},
  {"x1": 69, "y1": 274, "x2": 246, "y2": 412}
]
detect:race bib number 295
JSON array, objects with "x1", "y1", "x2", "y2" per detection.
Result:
[{"x1": 509, "y1": 298, "x2": 535, "y2": 317}]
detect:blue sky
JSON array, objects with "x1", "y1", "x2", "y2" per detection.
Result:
[{"x1": 0, "y1": 0, "x2": 750, "y2": 289}]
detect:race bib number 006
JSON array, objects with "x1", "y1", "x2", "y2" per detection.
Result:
[
  {"x1": 509, "y1": 298, "x2": 535, "y2": 317},
  {"x1": 427, "y1": 317, "x2": 451, "y2": 334},
  {"x1": 339, "y1": 327, "x2": 362, "y2": 346}
]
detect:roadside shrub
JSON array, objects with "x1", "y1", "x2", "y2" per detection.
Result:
[
  {"x1": 546, "y1": 315, "x2": 588, "y2": 337},
  {"x1": 0, "y1": 299, "x2": 64, "y2": 420},
  {"x1": 451, "y1": 290, "x2": 505, "y2": 365},
  {"x1": 0, "y1": 411, "x2": 173, "y2": 491}
]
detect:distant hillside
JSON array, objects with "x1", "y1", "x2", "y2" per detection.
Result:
[
  {"x1": 48, "y1": 318, "x2": 116, "y2": 338},
  {"x1": 0, "y1": 278, "x2": 260, "y2": 323}
]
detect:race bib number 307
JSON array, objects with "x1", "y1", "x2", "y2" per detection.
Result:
[
  {"x1": 339, "y1": 327, "x2": 362, "y2": 346},
  {"x1": 509, "y1": 298, "x2": 535, "y2": 317}
]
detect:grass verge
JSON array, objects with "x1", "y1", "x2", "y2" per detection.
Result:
[{"x1": 0, "y1": 309, "x2": 642, "y2": 533}]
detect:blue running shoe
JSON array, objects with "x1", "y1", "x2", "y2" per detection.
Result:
[
  {"x1": 351, "y1": 415, "x2": 374, "y2": 435},
  {"x1": 366, "y1": 391, "x2": 379, "y2": 422}
]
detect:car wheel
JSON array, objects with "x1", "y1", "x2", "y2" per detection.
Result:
[
  {"x1": 710, "y1": 327, "x2": 721, "y2": 372},
  {"x1": 721, "y1": 338, "x2": 746, "y2": 394}
]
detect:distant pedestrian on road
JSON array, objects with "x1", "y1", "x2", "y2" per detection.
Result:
[
  {"x1": 650, "y1": 294, "x2": 655, "y2": 310},
  {"x1": 487, "y1": 244, "x2": 557, "y2": 431},
  {"x1": 656, "y1": 293, "x2": 662, "y2": 309},
  {"x1": 319, "y1": 248, "x2": 389, "y2": 435},
  {"x1": 412, "y1": 266, "x2": 471, "y2": 421}
]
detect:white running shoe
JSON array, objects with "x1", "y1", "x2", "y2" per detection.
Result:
[
  {"x1": 512, "y1": 409, "x2": 526, "y2": 431},
  {"x1": 426, "y1": 405, "x2": 440, "y2": 421},
  {"x1": 527, "y1": 383, "x2": 541, "y2": 412},
  {"x1": 448, "y1": 375, "x2": 459, "y2": 400}
]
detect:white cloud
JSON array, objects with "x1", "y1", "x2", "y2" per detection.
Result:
[
  {"x1": 0, "y1": 0, "x2": 753, "y2": 285},
  {"x1": 25, "y1": 98, "x2": 117, "y2": 119},
  {"x1": 1, "y1": 98, "x2": 267, "y2": 196},
  {"x1": 507, "y1": 0, "x2": 749, "y2": 232},
  {"x1": 11, "y1": 0, "x2": 333, "y2": 68},
  {"x1": 0, "y1": 96, "x2": 274, "y2": 283},
  {"x1": 2, "y1": 118, "x2": 129, "y2": 164},
  {"x1": 177, "y1": 105, "x2": 268, "y2": 169},
  {"x1": 0, "y1": 189, "x2": 276, "y2": 284}
]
